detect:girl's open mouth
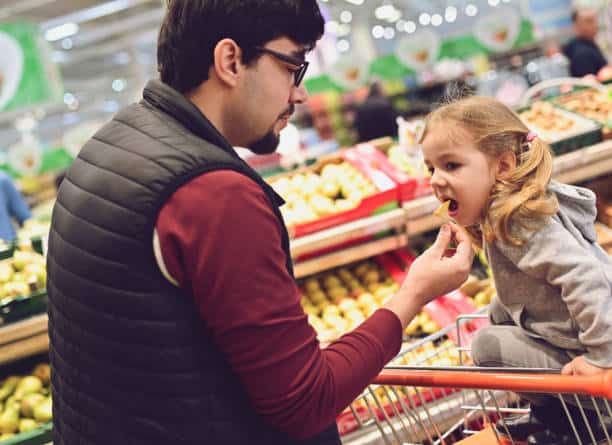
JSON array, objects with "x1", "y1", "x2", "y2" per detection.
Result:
[{"x1": 448, "y1": 199, "x2": 459, "y2": 215}]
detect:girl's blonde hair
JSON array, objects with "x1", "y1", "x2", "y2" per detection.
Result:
[{"x1": 421, "y1": 96, "x2": 558, "y2": 247}]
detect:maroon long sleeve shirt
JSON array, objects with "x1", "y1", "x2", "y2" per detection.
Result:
[{"x1": 154, "y1": 170, "x2": 402, "y2": 439}]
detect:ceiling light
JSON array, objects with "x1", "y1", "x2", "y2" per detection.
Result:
[
  {"x1": 465, "y1": 4, "x2": 478, "y2": 16},
  {"x1": 431, "y1": 14, "x2": 443, "y2": 26},
  {"x1": 488, "y1": 0, "x2": 500, "y2": 5},
  {"x1": 419, "y1": 12, "x2": 431, "y2": 26},
  {"x1": 340, "y1": 10, "x2": 353, "y2": 23},
  {"x1": 112, "y1": 79, "x2": 126, "y2": 92},
  {"x1": 445, "y1": 6, "x2": 458, "y2": 22},
  {"x1": 372, "y1": 25, "x2": 385, "y2": 39},
  {"x1": 337, "y1": 39, "x2": 350, "y2": 52},
  {"x1": 61, "y1": 38, "x2": 73, "y2": 50},
  {"x1": 405, "y1": 20, "x2": 416, "y2": 33},
  {"x1": 345, "y1": 0, "x2": 364, "y2": 5},
  {"x1": 45, "y1": 23, "x2": 79, "y2": 42},
  {"x1": 375, "y1": 4, "x2": 395, "y2": 20},
  {"x1": 396, "y1": 19, "x2": 406, "y2": 31},
  {"x1": 383, "y1": 27, "x2": 395, "y2": 39}
]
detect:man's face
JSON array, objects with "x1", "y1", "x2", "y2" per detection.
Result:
[
  {"x1": 576, "y1": 10, "x2": 599, "y2": 40},
  {"x1": 240, "y1": 37, "x2": 309, "y2": 155}
]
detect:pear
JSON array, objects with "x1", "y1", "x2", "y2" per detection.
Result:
[
  {"x1": 18, "y1": 418, "x2": 38, "y2": 433},
  {"x1": 0, "y1": 377, "x2": 18, "y2": 401},
  {"x1": 31, "y1": 364, "x2": 51, "y2": 386},
  {"x1": 0, "y1": 404, "x2": 19, "y2": 433},
  {"x1": 14, "y1": 376, "x2": 43, "y2": 399},
  {"x1": 0, "y1": 433, "x2": 14, "y2": 440},
  {"x1": 0, "y1": 262, "x2": 13, "y2": 284},
  {"x1": 20, "y1": 393, "x2": 45, "y2": 418},
  {"x1": 33, "y1": 397, "x2": 52, "y2": 423}
]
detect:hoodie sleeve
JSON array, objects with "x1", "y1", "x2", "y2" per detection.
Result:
[{"x1": 496, "y1": 218, "x2": 612, "y2": 368}]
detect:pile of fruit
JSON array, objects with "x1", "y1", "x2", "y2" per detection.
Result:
[
  {"x1": 16, "y1": 220, "x2": 49, "y2": 245},
  {"x1": 0, "y1": 364, "x2": 52, "y2": 441},
  {"x1": 520, "y1": 102, "x2": 578, "y2": 137},
  {"x1": 0, "y1": 246, "x2": 46, "y2": 305},
  {"x1": 555, "y1": 89, "x2": 612, "y2": 128},
  {"x1": 299, "y1": 260, "x2": 440, "y2": 342},
  {"x1": 269, "y1": 162, "x2": 377, "y2": 227}
]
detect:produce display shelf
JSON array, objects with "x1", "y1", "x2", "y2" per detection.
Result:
[
  {"x1": 294, "y1": 233, "x2": 408, "y2": 279},
  {"x1": 0, "y1": 314, "x2": 48, "y2": 366},
  {"x1": 403, "y1": 139, "x2": 612, "y2": 237},
  {"x1": 290, "y1": 208, "x2": 406, "y2": 258}
]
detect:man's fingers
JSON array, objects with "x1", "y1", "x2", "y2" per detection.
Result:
[{"x1": 430, "y1": 224, "x2": 452, "y2": 257}]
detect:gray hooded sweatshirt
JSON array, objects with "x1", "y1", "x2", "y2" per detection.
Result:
[{"x1": 485, "y1": 181, "x2": 612, "y2": 368}]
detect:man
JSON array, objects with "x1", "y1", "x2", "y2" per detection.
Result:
[
  {"x1": 563, "y1": 8, "x2": 609, "y2": 78},
  {"x1": 354, "y1": 81, "x2": 398, "y2": 142},
  {"x1": 47, "y1": 1, "x2": 473, "y2": 444}
]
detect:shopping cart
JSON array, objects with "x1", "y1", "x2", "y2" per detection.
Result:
[{"x1": 339, "y1": 315, "x2": 612, "y2": 445}]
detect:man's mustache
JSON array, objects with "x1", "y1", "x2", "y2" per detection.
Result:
[{"x1": 279, "y1": 105, "x2": 295, "y2": 119}]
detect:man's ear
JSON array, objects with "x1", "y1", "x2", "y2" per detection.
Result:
[
  {"x1": 496, "y1": 151, "x2": 516, "y2": 180},
  {"x1": 212, "y1": 38, "x2": 242, "y2": 88}
]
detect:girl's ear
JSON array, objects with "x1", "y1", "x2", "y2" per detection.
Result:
[{"x1": 496, "y1": 151, "x2": 516, "y2": 180}]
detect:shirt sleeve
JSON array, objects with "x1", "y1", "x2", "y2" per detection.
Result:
[
  {"x1": 571, "y1": 46, "x2": 607, "y2": 77},
  {"x1": 155, "y1": 170, "x2": 403, "y2": 439},
  {"x1": 0, "y1": 173, "x2": 31, "y2": 225},
  {"x1": 496, "y1": 218, "x2": 612, "y2": 368}
]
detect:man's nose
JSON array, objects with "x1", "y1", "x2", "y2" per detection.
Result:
[{"x1": 290, "y1": 83, "x2": 308, "y2": 104}]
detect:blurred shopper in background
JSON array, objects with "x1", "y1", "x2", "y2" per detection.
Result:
[
  {"x1": 354, "y1": 81, "x2": 398, "y2": 142},
  {"x1": 46, "y1": 1, "x2": 473, "y2": 444},
  {"x1": 0, "y1": 172, "x2": 30, "y2": 242},
  {"x1": 563, "y1": 7, "x2": 609, "y2": 77}
]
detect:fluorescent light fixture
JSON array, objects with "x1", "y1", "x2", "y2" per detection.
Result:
[
  {"x1": 337, "y1": 39, "x2": 350, "y2": 52},
  {"x1": 345, "y1": 0, "x2": 364, "y2": 5},
  {"x1": 45, "y1": 23, "x2": 79, "y2": 42},
  {"x1": 383, "y1": 27, "x2": 395, "y2": 39},
  {"x1": 431, "y1": 14, "x2": 443, "y2": 26},
  {"x1": 405, "y1": 20, "x2": 416, "y2": 33},
  {"x1": 372, "y1": 25, "x2": 385, "y2": 39},
  {"x1": 445, "y1": 6, "x2": 458, "y2": 22},
  {"x1": 419, "y1": 12, "x2": 431, "y2": 26},
  {"x1": 488, "y1": 0, "x2": 500, "y2": 6},
  {"x1": 340, "y1": 10, "x2": 352, "y2": 23},
  {"x1": 465, "y1": 4, "x2": 478, "y2": 16}
]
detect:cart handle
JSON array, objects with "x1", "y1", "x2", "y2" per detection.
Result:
[{"x1": 373, "y1": 369, "x2": 612, "y2": 400}]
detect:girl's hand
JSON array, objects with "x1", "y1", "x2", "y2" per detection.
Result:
[{"x1": 561, "y1": 355, "x2": 607, "y2": 376}]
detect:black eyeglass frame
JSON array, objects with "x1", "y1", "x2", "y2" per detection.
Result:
[{"x1": 253, "y1": 47, "x2": 309, "y2": 87}]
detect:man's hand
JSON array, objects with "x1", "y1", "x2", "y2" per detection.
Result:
[
  {"x1": 385, "y1": 223, "x2": 473, "y2": 327},
  {"x1": 561, "y1": 355, "x2": 607, "y2": 376}
]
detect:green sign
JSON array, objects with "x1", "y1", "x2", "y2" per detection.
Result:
[
  {"x1": 305, "y1": 18, "x2": 534, "y2": 95},
  {"x1": 0, "y1": 22, "x2": 63, "y2": 114}
]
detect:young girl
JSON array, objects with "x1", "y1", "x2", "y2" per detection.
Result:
[{"x1": 420, "y1": 96, "x2": 612, "y2": 444}]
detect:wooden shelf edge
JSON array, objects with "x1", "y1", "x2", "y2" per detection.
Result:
[
  {"x1": 0, "y1": 314, "x2": 49, "y2": 347},
  {"x1": 290, "y1": 208, "x2": 406, "y2": 257},
  {"x1": 294, "y1": 234, "x2": 408, "y2": 279}
]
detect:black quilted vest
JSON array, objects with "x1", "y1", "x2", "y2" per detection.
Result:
[{"x1": 47, "y1": 79, "x2": 341, "y2": 445}]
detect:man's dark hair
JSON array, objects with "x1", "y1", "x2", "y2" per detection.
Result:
[
  {"x1": 158, "y1": 0, "x2": 325, "y2": 94},
  {"x1": 571, "y1": 9, "x2": 578, "y2": 23}
]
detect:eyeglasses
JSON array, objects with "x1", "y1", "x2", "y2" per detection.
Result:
[{"x1": 254, "y1": 47, "x2": 309, "y2": 87}]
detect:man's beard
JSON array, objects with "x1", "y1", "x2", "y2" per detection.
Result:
[{"x1": 249, "y1": 130, "x2": 280, "y2": 155}]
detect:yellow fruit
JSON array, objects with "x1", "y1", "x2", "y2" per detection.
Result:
[
  {"x1": 363, "y1": 270, "x2": 380, "y2": 284},
  {"x1": 357, "y1": 293, "x2": 376, "y2": 309},
  {"x1": 338, "y1": 298, "x2": 358, "y2": 313},
  {"x1": 320, "y1": 181, "x2": 339, "y2": 199},
  {"x1": 303, "y1": 279, "x2": 320, "y2": 294},
  {"x1": 309, "y1": 291, "x2": 327, "y2": 304},
  {"x1": 327, "y1": 287, "x2": 348, "y2": 300},
  {"x1": 422, "y1": 321, "x2": 439, "y2": 334},
  {"x1": 322, "y1": 305, "x2": 341, "y2": 317}
]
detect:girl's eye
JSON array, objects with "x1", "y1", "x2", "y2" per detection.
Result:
[
  {"x1": 445, "y1": 162, "x2": 460, "y2": 170},
  {"x1": 427, "y1": 166, "x2": 435, "y2": 175}
]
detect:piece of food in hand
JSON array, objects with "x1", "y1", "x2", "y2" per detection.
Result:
[{"x1": 433, "y1": 200, "x2": 451, "y2": 218}]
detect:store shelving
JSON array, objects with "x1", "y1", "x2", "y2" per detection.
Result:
[{"x1": 0, "y1": 314, "x2": 48, "y2": 366}]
